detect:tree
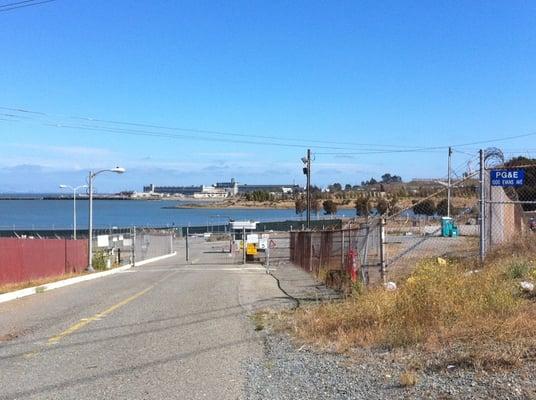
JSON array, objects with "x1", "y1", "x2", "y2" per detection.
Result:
[
  {"x1": 245, "y1": 190, "x2": 272, "y2": 202},
  {"x1": 295, "y1": 198, "x2": 306, "y2": 215},
  {"x1": 436, "y1": 199, "x2": 449, "y2": 216},
  {"x1": 355, "y1": 196, "x2": 370, "y2": 217},
  {"x1": 344, "y1": 184, "x2": 352, "y2": 191},
  {"x1": 381, "y1": 173, "x2": 392, "y2": 183},
  {"x1": 381, "y1": 173, "x2": 402, "y2": 183},
  {"x1": 388, "y1": 195, "x2": 400, "y2": 215},
  {"x1": 328, "y1": 183, "x2": 342, "y2": 192},
  {"x1": 413, "y1": 199, "x2": 436, "y2": 216},
  {"x1": 361, "y1": 177, "x2": 378, "y2": 186},
  {"x1": 311, "y1": 198, "x2": 321, "y2": 214},
  {"x1": 323, "y1": 200, "x2": 338, "y2": 215},
  {"x1": 376, "y1": 198, "x2": 389, "y2": 215}
]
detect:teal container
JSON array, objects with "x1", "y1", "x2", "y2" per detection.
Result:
[{"x1": 441, "y1": 217, "x2": 454, "y2": 237}]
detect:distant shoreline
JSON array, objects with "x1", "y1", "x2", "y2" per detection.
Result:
[{"x1": 0, "y1": 196, "x2": 358, "y2": 210}]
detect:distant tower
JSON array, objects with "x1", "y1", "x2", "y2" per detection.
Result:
[{"x1": 231, "y1": 178, "x2": 238, "y2": 196}]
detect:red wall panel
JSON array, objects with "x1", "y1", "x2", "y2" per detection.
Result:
[{"x1": 0, "y1": 238, "x2": 88, "y2": 285}]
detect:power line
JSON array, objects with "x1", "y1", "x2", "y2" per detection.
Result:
[
  {"x1": 316, "y1": 131, "x2": 536, "y2": 156},
  {"x1": 0, "y1": 106, "x2": 435, "y2": 152},
  {"x1": 1, "y1": 105, "x2": 536, "y2": 154},
  {"x1": 0, "y1": 0, "x2": 41, "y2": 8},
  {"x1": 0, "y1": 106, "x2": 441, "y2": 151},
  {"x1": 48, "y1": 122, "x2": 396, "y2": 151},
  {"x1": 0, "y1": 0, "x2": 56, "y2": 12}
]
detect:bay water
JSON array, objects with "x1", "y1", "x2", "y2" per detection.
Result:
[{"x1": 0, "y1": 200, "x2": 350, "y2": 230}]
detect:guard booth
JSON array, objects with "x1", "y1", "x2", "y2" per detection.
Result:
[{"x1": 229, "y1": 220, "x2": 259, "y2": 260}]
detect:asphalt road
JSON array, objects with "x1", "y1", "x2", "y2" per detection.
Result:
[{"x1": 0, "y1": 238, "x2": 284, "y2": 400}]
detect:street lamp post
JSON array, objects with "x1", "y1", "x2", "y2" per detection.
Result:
[
  {"x1": 59, "y1": 184, "x2": 88, "y2": 239},
  {"x1": 87, "y1": 167, "x2": 126, "y2": 272}
]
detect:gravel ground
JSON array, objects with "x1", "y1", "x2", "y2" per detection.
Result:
[
  {"x1": 245, "y1": 262, "x2": 536, "y2": 400},
  {"x1": 245, "y1": 331, "x2": 536, "y2": 400}
]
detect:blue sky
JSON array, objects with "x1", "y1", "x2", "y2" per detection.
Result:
[{"x1": 1, "y1": 0, "x2": 536, "y2": 192}]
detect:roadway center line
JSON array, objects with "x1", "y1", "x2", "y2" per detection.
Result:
[
  {"x1": 22, "y1": 269, "x2": 182, "y2": 359},
  {"x1": 47, "y1": 285, "x2": 154, "y2": 346}
]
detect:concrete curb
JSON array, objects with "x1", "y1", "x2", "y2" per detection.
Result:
[{"x1": 0, "y1": 251, "x2": 177, "y2": 305}]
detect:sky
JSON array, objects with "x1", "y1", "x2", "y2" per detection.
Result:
[{"x1": 1, "y1": 0, "x2": 536, "y2": 192}]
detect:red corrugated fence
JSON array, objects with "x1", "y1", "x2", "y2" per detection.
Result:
[{"x1": 0, "y1": 238, "x2": 88, "y2": 285}]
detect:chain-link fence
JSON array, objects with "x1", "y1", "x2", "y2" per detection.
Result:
[
  {"x1": 91, "y1": 227, "x2": 175, "y2": 268},
  {"x1": 287, "y1": 149, "x2": 536, "y2": 290},
  {"x1": 289, "y1": 221, "x2": 381, "y2": 291},
  {"x1": 483, "y1": 161, "x2": 536, "y2": 256},
  {"x1": 382, "y1": 171, "x2": 481, "y2": 279},
  {"x1": 291, "y1": 170, "x2": 482, "y2": 287}
]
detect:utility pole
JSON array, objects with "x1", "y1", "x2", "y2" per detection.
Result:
[
  {"x1": 302, "y1": 149, "x2": 312, "y2": 229},
  {"x1": 447, "y1": 146, "x2": 452, "y2": 218},
  {"x1": 479, "y1": 149, "x2": 485, "y2": 264}
]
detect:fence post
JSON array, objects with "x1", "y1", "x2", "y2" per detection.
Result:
[
  {"x1": 64, "y1": 238, "x2": 68, "y2": 274},
  {"x1": 341, "y1": 230, "x2": 345, "y2": 270},
  {"x1": 309, "y1": 231, "x2": 313, "y2": 272},
  {"x1": 242, "y1": 226, "x2": 246, "y2": 265},
  {"x1": 185, "y1": 226, "x2": 190, "y2": 262},
  {"x1": 132, "y1": 226, "x2": 136, "y2": 267},
  {"x1": 479, "y1": 149, "x2": 485, "y2": 264},
  {"x1": 362, "y1": 223, "x2": 370, "y2": 284},
  {"x1": 379, "y1": 218, "x2": 386, "y2": 284},
  {"x1": 266, "y1": 244, "x2": 270, "y2": 274}
]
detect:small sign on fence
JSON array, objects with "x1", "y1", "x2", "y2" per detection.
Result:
[
  {"x1": 246, "y1": 234, "x2": 259, "y2": 244},
  {"x1": 258, "y1": 238, "x2": 268, "y2": 249},
  {"x1": 97, "y1": 235, "x2": 109, "y2": 247},
  {"x1": 490, "y1": 169, "x2": 525, "y2": 187},
  {"x1": 246, "y1": 243, "x2": 257, "y2": 255}
]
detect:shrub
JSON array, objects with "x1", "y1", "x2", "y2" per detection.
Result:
[
  {"x1": 323, "y1": 200, "x2": 338, "y2": 215},
  {"x1": 413, "y1": 199, "x2": 436, "y2": 216},
  {"x1": 289, "y1": 257, "x2": 529, "y2": 352},
  {"x1": 504, "y1": 260, "x2": 530, "y2": 280},
  {"x1": 92, "y1": 250, "x2": 107, "y2": 271}
]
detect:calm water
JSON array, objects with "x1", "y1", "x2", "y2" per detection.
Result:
[{"x1": 0, "y1": 200, "x2": 350, "y2": 229}]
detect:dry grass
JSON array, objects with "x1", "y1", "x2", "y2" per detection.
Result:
[
  {"x1": 399, "y1": 370, "x2": 418, "y2": 387},
  {"x1": 0, "y1": 272, "x2": 84, "y2": 294},
  {"x1": 285, "y1": 238, "x2": 536, "y2": 370}
]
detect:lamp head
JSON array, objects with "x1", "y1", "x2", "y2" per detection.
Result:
[
  {"x1": 111, "y1": 167, "x2": 126, "y2": 174},
  {"x1": 301, "y1": 157, "x2": 308, "y2": 164},
  {"x1": 59, "y1": 184, "x2": 68, "y2": 189}
]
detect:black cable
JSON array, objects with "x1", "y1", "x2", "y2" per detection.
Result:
[
  {"x1": 267, "y1": 269, "x2": 300, "y2": 309},
  {"x1": 0, "y1": 0, "x2": 56, "y2": 12}
]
